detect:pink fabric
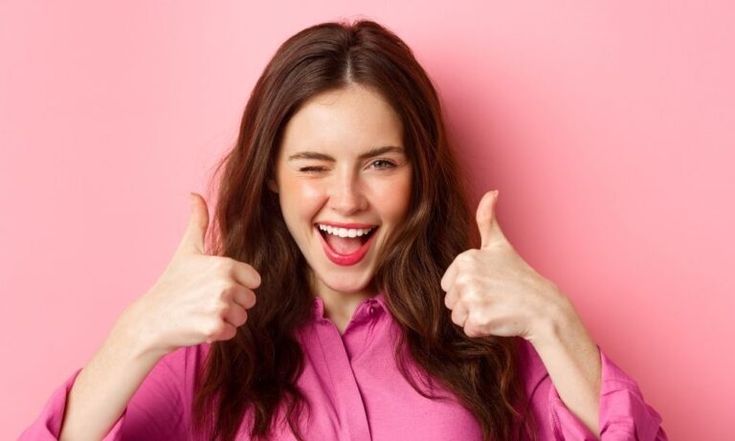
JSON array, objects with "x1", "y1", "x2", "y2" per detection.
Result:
[{"x1": 20, "y1": 292, "x2": 668, "y2": 440}]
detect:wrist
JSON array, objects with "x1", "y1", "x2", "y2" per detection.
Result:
[
  {"x1": 111, "y1": 299, "x2": 169, "y2": 362},
  {"x1": 527, "y1": 292, "x2": 597, "y2": 360},
  {"x1": 526, "y1": 288, "x2": 576, "y2": 348}
]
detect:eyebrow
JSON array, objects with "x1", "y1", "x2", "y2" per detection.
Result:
[{"x1": 287, "y1": 145, "x2": 405, "y2": 162}]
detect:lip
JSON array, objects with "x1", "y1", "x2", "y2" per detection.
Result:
[{"x1": 315, "y1": 224, "x2": 378, "y2": 266}]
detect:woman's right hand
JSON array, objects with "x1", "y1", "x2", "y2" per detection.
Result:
[{"x1": 117, "y1": 192, "x2": 261, "y2": 358}]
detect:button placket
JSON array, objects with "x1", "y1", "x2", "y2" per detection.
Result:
[{"x1": 316, "y1": 315, "x2": 372, "y2": 441}]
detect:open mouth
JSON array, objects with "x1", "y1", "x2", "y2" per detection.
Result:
[
  {"x1": 315, "y1": 224, "x2": 378, "y2": 245},
  {"x1": 314, "y1": 224, "x2": 378, "y2": 266}
]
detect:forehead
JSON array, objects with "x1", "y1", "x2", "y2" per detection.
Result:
[{"x1": 279, "y1": 85, "x2": 403, "y2": 156}]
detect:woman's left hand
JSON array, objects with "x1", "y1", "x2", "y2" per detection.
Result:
[
  {"x1": 443, "y1": 191, "x2": 603, "y2": 436},
  {"x1": 441, "y1": 190, "x2": 573, "y2": 341}
]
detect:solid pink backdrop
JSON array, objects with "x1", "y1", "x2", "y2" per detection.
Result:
[{"x1": 1, "y1": 2, "x2": 732, "y2": 439}]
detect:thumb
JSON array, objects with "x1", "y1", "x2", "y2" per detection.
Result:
[
  {"x1": 476, "y1": 190, "x2": 506, "y2": 249},
  {"x1": 177, "y1": 192, "x2": 209, "y2": 255}
]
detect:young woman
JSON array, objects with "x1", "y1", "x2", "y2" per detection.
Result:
[{"x1": 22, "y1": 19, "x2": 668, "y2": 441}]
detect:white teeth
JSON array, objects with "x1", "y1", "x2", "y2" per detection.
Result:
[{"x1": 317, "y1": 224, "x2": 375, "y2": 238}]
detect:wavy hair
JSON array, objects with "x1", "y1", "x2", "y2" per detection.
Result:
[{"x1": 192, "y1": 19, "x2": 536, "y2": 441}]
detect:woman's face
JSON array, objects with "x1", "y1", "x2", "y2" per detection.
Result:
[{"x1": 271, "y1": 84, "x2": 412, "y2": 299}]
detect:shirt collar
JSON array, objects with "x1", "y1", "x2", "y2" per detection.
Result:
[{"x1": 311, "y1": 290, "x2": 387, "y2": 323}]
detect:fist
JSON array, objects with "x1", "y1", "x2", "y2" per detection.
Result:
[
  {"x1": 120, "y1": 192, "x2": 261, "y2": 357},
  {"x1": 440, "y1": 190, "x2": 566, "y2": 340}
]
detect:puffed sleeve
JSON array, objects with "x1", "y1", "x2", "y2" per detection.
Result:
[
  {"x1": 19, "y1": 346, "x2": 195, "y2": 440},
  {"x1": 521, "y1": 340, "x2": 668, "y2": 440}
]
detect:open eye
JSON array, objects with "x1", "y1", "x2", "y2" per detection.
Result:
[{"x1": 370, "y1": 159, "x2": 397, "y2": 170}]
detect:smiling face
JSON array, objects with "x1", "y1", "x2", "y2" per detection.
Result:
[{"x1": 271, "y1": 84, "x2": 412, "y2": 302}]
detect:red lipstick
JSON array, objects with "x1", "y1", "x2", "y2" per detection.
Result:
[{"x1": 315, "y1": 225, "x2": 378, "y2": 266}]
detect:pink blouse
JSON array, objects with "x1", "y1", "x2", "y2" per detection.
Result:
[{"x1": 20, "y1": 291, "x2": 668, "y2": 440}]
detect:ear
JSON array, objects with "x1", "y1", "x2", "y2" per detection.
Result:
[{"x1": 267, "y1": 178, "x2": 279, "y2": 194}]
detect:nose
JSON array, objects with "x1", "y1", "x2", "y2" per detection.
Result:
[{"x1": 328, "y1": 169, "x2": 368, "y2": 215}]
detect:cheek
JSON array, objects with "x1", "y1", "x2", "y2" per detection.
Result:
[
  {"x1": 279, "y1": 178, "x2": 324, "y2": 219},
  {"x1": 374, "y1": 173, "x2": 412, "y2": 221}
]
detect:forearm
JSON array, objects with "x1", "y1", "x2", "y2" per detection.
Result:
[
  {"x1": 529, "y1": 294, "x2": 602, "y2": 438},
  {"x1": 59, "y1": 303, "x2": 166, "y2": 441}
]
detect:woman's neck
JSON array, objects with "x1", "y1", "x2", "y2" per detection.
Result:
[{"x1": 309, "y1": 273, "x2": 378, "y2": 333}]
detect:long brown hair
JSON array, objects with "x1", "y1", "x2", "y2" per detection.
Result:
[{"x1": 193, "y1": 19, "x2": 536, "y2": 441}]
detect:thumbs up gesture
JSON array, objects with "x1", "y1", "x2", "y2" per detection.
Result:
[
  {"x1": 117, "y1": 193, "x2": 261, "y2": 358},
  {"x1": 440, "y1": 190, "x2": 570, "y2": 341}
]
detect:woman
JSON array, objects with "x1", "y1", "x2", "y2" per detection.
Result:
[{"x1": 21, "y1": 19, "x2": 667, "y2": 441}]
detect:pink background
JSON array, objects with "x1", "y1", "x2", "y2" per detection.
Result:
[{"x1": 2, "y1": 2, "x2": 732, "y2": 439}]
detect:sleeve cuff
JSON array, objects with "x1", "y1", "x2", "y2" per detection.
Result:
[
  {"x1": 549, "y1": 384, "x2": 599, "y2": 440},
  {"x1": 19, "y1": 368, "x2": 128, "y2": 440},
  {"x1": 548, "y1": 345, "x2": 667, "y2": 440},
  {"x1": 597, "y1": 347, "x2": 666, "y2": 440}
]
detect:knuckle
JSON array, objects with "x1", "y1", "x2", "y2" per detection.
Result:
[
  {"x1": 223, "y1": 326, "x2": 237, "y2": 340},
  {"x1": 215, "y1": 256, "x2": 236, "y2": 274},
  {"x1": 212, "y1": 300, "x2": 229, "y2": 316},
  {"x1": 458, "y1": 252, "x2": 474, "y2": 264},
  {"x1": 231, "y1": 286, "x2": 247, "y2": 305},
  {"x1": 237, "y1": 309, "x2": 249, "y2": 326},
  {"x1": 242, "y1": 290, "x2": 256, "y2": 309},
  {"x1": 216, "y1": 281, "x2": 235, "y2": 299},
  {"x1": 251, "y1": 270, "x2": 262, "y2": 288},
  {"x1": 243, "y1": 264, "x2": 261, "y2": 287},
  {"x1": 205, "y1": 319, "x2": 226, "y2": 338},
  {"x1": 443, "y1": 294, "x2": 452, "y2": 309},
  {"x1": 454, "y1": 273, "x2": 472, "y2": 289},
  {"x1": 455, "y1": 260, "x2": 471, "y2": 273},
  {"x1": 215, "y1": 287, "x2": 230, "y2": 302},
  {"x1": 229, "y1": 261, "x2": 260, "y2": 288},
  {"x1": 450, "y1": 309, "x2": 462, "y2": 324}
]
